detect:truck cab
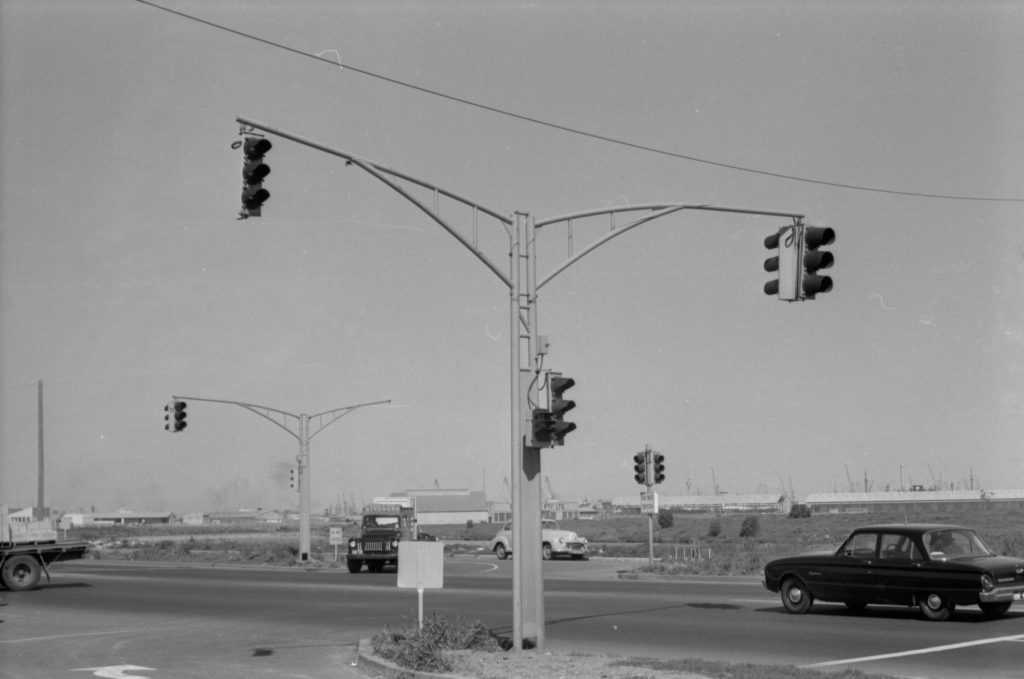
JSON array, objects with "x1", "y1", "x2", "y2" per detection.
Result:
[{"x1": 346, "y1": 504, "x2": 435, "y2": 573}]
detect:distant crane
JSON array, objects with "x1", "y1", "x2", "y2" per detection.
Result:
[
  {"x1": 544, "y1": 476, "x2": 558, "y2": 501},
  {"x1": 502, "y1": 477, "x2": 511, "y2": 502},
  {"x1": 845, "y1": 465, "x2": 855, "y2": 493}
]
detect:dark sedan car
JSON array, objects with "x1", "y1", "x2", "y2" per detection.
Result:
[{"x1": 763, "y1": 523, "x2": 1024, "y2": 621}]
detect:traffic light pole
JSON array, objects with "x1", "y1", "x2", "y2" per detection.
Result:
[
  {"x1": 170, "y1": 395, "x2": 389, "y2": 561},
  {"x1": 233, "y1": 115, "x2": 810, "y2": 651}
]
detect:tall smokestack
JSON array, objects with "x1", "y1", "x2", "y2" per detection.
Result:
[{"x1": 37, "y1": 379, "x2": 44, "y2": 520}]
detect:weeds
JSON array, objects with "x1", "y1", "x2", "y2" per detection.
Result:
[{"x1": 371, "y1": 614, "x2": 501, "y2": 673}]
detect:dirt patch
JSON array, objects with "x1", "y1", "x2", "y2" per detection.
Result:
[{"x1": 443, "y1": 649, "x2": 709, "y2": 679}]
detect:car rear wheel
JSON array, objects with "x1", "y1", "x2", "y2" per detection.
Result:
[
  {"x1": 495, "y1": 544, "x2": 509, "y2": 560},
  {"x1": 780, "y1": 577, "x2": 813, "y2": 614},
  {"x1": 918, "y1": 592, "x2": 955, "y2": 621},
  {"x1": 979, "y1": 601, "x2": 1012, "y2": 618}
]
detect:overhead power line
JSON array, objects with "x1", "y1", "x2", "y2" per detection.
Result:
[{"x1": 137, "y1": 0, "x2": 1023, "y2": 203}]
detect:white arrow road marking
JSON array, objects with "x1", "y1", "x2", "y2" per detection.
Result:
[{"x1": 73, "y1": 665, "x2": 155, "y2": 678}]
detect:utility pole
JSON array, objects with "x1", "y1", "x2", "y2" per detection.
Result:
[
  {"x1": 168, "y1": 395, "x2": 389, "y2": 561},
  {"x1": 233, "y1": 115, "x2": 812, "y2": 650}
]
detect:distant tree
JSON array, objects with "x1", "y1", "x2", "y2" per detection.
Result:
[
  {"x1": 707, "y1": 518, "x2": 722, "y2": 538},
  {"x1": 657, "y1": 508, "x2": 674, "y2": 529},
  {"x1": 739, "y1": 515, "x2": 760, "y2": 538},
  {"x1": 788, "y1": 503, "x2": 812, "y2": 519}
]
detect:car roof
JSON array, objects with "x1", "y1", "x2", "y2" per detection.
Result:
[{"x1": 851, "y1": 523, "x2": 970, "y2": 535}]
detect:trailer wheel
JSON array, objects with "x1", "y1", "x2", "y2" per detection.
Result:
[{"x1": 2, "y1": 555, "x2": 42, "y2": 591}]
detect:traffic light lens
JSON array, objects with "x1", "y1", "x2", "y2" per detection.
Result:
[
  {"x1": 804, "y1": 250, "x2": 833, "y2": 271},
  {"x1": 803, "y1": 226, "x2": 835, "y2": 248},
  {"x1": 244, "y1": 138, "x2": 272, "y2": 158},
  {"x1": 243, "y1": 161, "x2": 271, "y2": 183}
]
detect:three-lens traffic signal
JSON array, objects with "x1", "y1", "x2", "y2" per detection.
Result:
[
  {"x1": 531, "y1": 373, "x2": 577, "y2": 447},
  {"x1": 633, "y1": 452, "x2": 648, "y2": 485},
  {"x1": 764, "y1": 224, "x2": 834, "y2": 301},
  {"x1": 240, "y1": 135, "x2": 272, "y2": 218},
  {"x1": 652, "y1": 453, "x2": 666, "y2": 484},
  {"x1": 164, "y1": 400, "x2": 187, "y2": 432}
]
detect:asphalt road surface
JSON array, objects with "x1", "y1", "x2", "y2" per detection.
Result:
[{"x1": 2, "y1": 557, "x2": 1022, "y2": 679}]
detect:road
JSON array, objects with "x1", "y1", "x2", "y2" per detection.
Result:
[{"x1": 1, "y1": 557, "x2": 1022, "y2": 678}]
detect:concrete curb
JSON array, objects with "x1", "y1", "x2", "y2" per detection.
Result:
[{"x1": 356, "y1": 639, "x2": 476, "y2": 679}]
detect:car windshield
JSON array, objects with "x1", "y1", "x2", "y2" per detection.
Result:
[
  {"x1": 924, "y1": 529, "x2": 995, "y2": 558},
  {"x1": 365, "y1": 516, "x2": 399, "y2": 528}
]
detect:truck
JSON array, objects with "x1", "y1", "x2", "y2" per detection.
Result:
[
  {"x1": 346, "y1": 502, "x2": 436, "y2": 573},
  {"x1": 1, "y1": 505, "x2": 88, "y2": 591}
]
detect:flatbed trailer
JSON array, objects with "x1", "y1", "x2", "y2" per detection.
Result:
[
  {"x1": 1, "y1": 506, "x2": 88, "y2": 591},
  {"x1": 0, "y1": 539, "x2": 89, "y2": 591}
]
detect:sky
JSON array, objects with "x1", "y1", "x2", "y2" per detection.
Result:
[{"x1": 1, "y1": 1, "x2": 1022, "y2": 514}]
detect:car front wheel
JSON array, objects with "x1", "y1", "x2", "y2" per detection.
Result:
[
  {"x1": 918, "y1": 592, "x2": 955, "y2": 621},
  {"x1": 979, "y1": 601, "x2": 1011, "y2": 618},
  {"x1": 541, "y1": 544, "x2": 553, "y2": 561},
  {"x1": 780, "y1": 577, "x2": 813, "y2": 614}
]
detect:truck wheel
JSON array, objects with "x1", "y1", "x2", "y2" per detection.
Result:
[
  {"x1": 346, "y1": 560, "x2": 362, "y2": 574},
  {"x1": 495, "y1": 544, "x2": 508, "y2": 560},
  {"x1": 2, "y1": 555, "x2": 42, "y2": 591}
]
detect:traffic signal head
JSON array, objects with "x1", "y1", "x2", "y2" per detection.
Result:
[
  {"x1": 633, "y1": 452, "x2": 648, "y2": 485},
  {"x1": 164, "y1": 399, "x2": 187, "y2": 432},
  {"x1": 547, "y1": 375, "x2": 577, "y2": 445},
  {"x1": 800, "y1": 226, "x2": 834, "y2": 299},
  {"x1": 764, "y1": 225, "x2": 799, "y2": 301},
  {"x1": 652, "y1": 453, "x2": 666, "y2": 484},
  {"x1": 764, "y1": 224, "x2": 835, "y2": 301},
  {"x1": 240, "y1": 136, "x2": 272, "y2": 218}
]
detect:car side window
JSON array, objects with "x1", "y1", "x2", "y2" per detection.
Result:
[
  {"x1": 879, "y1": 533, "x2": 922, "y2": 560},
  {"x1": 841, "y1": 532, "x2": 878, "y2": 558}
]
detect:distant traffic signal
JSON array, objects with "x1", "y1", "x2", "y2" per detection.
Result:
[
  {"x1": 548, "y1": 374, "x2": 576, "y2": 446},
  {"x1": 633, "y1": 451, "x2": 649, "y2": 486},
  {"x1": 240, "y1": 135, "x2": 272, "y2": 218},
  {"x1": 289, "y1": 469, "x2": 296, "y2": 490},
  {"x1": 652, "y1": 453, "x2": 666, "y2": 484},
  {"x1": 164, "y1": 400, "x2": 187, "y2": 432},
  {"x1": 764, "y1": 224, "x2": 835, "y2": 301}
]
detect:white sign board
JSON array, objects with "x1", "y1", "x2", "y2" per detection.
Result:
[
  {"x1": 640, "y1": 490, "x2": 659, "y2": 515},
  {"x1": 329, "y1": 527, "x2": 345, "y2": 545},
  {"x1": 397, "y1": 541, "x2": 445, "y2": 589}
]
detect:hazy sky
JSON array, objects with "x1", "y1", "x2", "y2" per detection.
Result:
[{"x1": 2, "y1": 1, "x2": 1022, "y2": 513}]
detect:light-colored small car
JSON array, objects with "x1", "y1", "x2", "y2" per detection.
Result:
[{"x1": 488, "y1": 519, "x2": 588, "y2": 560}]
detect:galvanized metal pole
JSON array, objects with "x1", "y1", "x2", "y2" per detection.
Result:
[
  {"x1": 523, "y1": 214, "x2": 545, "y2": 651},
  {"x1": 299, "y1": 413, "x2": 311, "y2": 561},
  {"x1": 510, "y1": 213, "x2": 523, "y2": 650}
]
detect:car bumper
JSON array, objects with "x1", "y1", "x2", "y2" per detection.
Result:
[
  {"x1": 553, "y1": 543, "x2": 588, "y2": 557},
  {"x1": 979, "y1": 587, "x2": 1024, "y2": 603}
]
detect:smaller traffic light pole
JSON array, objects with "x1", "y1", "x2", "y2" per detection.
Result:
[{"x1": 168, "y1": 395, "x2": 390, "y2": 561}]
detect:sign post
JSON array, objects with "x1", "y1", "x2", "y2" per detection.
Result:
[
  {"x1": 641, "y1": 490, "x2": 658, "y2": 567},
  {"x1": 329, "y1": 526, "x2": 344, "y2": 562},
  {"x1": 397, "y1": 541, "x2": 445, "y2": 628}
]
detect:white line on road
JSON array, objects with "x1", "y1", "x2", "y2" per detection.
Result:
[{"x1": 801, "y1": 633, "x2": 1024, "y2": 668}]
